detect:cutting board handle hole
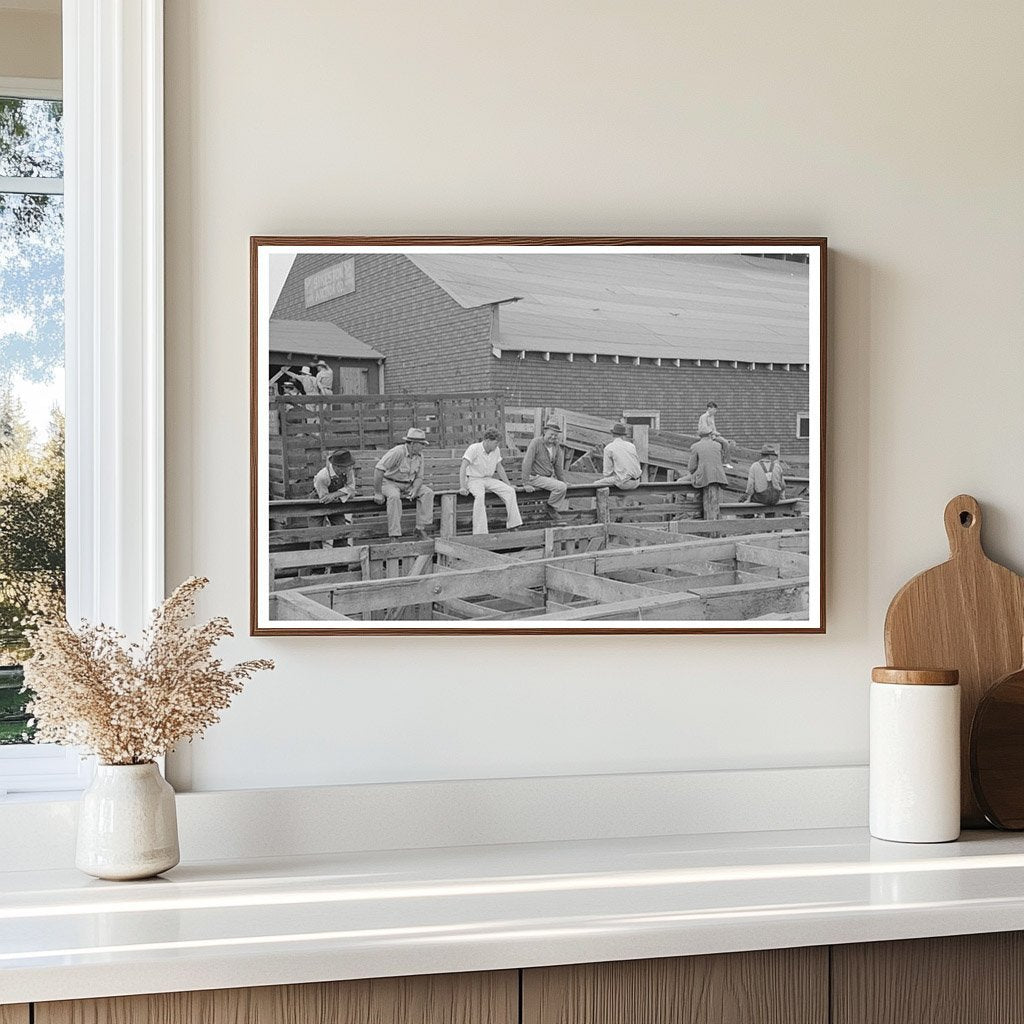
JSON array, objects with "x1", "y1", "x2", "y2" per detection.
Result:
[{"x1": 960, "y1": 511, "x2": 974, "y2": 527}]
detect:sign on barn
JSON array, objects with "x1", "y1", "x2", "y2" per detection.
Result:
[{"x1": 304, "y1": 258, "x2": 354, "y2": 307}]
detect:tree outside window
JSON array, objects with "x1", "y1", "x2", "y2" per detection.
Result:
[{"x1": 0, "y1": 94, "x2": 65, "y2": 744}]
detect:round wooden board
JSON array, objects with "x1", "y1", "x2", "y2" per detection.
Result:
[
  {"x1": 971, "y1": 664, "x2": 1024, "y2": 829},
  {"x1": 884, "y1": 495, "x2": 1024, "y2": 827}
]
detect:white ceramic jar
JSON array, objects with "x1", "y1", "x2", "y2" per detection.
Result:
[
  {"x1": 76, "y1": 762, "x2": 180, "y2": 880},
  {"x1": 870, "y1": 667, "x2": 961, "y2": 843}
]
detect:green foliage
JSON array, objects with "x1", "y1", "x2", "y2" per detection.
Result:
[{"x1": 0, "y1": 392, "x2": 65, "y2": 669}]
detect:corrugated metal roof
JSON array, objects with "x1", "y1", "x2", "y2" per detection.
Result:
[
  {"x1": 269, "y1": 319, "x2": 384, "y2": 361},
  {"x1": 407, "y1": 253, "x2": 811, "y2": 363}
]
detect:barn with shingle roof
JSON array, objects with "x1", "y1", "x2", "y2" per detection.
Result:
[{"x1": 271, "y1": 251, "x2": 812, "y2": 456}]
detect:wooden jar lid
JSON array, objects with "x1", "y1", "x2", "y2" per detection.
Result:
[{"x1": 871, "y1": 667, "x2": 960, "y2": 686}]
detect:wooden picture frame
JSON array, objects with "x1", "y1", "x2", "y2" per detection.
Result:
[{"x1": 251, "y1": 237, "x2": 827, "y2": 635}]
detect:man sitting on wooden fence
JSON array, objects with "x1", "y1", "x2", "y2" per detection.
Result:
[
  {"x1": 743, "y1": 444, "x2": 787, "y2": 507},
  {"x1": 521, "y1": 418, "x2": 568, "y2": 521},
  {"x1": 313, "y1": 449, "x2": 356, "y2": 548},
  {"x1": 373, "y1": 428, "x2": 435, "y2": 540},
  {"x1": 595, "y1": 423, "x2": 642, "y2": 490},
  {"x1": 459, "y1": 429, "x2": 523, "y2": 535}
]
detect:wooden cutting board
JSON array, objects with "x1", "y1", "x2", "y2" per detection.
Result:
[{"x1": 884, "y1": 494, "x2": 1024, "y2": 826}]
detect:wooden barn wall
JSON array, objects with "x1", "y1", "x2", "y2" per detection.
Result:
[
  {"x1": 272, "y1": 254, "x2": 495, "y2": 395},
  {"x1": 490, "y1": 354, "x2": 811, "y2": 459}
]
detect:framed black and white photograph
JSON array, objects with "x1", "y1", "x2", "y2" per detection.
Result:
[{"x1": 250, "y1": 237, "x2": 826, "y2": 635}]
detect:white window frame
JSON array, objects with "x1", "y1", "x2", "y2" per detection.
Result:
[
  {"x1": 622, "y1": 409, "x2": 661, "y2": 430},
  {"x1": 0, "y1": 1, "x2": 165, "y2": 797},
  {"x1": 796, "y1": 413, "x2": 811, "y2": 439}
]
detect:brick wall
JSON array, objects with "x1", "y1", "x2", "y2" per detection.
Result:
[
  {"x1": 490, "y1": 353, "x2": 811, "y2": 458},
  {"x1": 272, "y1": 253, "x2": 494, "y2": 394}
]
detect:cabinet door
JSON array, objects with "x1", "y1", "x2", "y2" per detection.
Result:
[
  {"x1": 523, "y1": 948, "x2": 828, "y2": 1024},
  {"x1": 0, "y1": 1007, "x2": 30, "y2": 1024},
  {"x1": 832, "y1": 932, "x2": 1024, "y2": 1024},
  {"x1": 36, "y1": 971, "x2": 517, "y2": 1024}
]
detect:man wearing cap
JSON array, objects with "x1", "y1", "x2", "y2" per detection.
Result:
[
  {"x1": 313, "y1": 449, "x2": 357, "y2": 548},
  {"x1": 459, "y1": 429, "x2": 523, "y2": 535},
  {"x1": 373, "y1": 428, "x2": 435, "y2": 539},
  {"x1": 744, "y1": 445, "x2": 787, "y2": 506},
  {"x1": 595, "y1": 423, "x2": 642, "y2": 490},
  {"x1": 521, "y1": 419, "x2": 568, "y2": 520},
  {"x1": 688, "y1": 426, "x2": 729, "y2": 518},
  {"x1": 313, "y1": 449, "x2": 356, "y2": 502}
]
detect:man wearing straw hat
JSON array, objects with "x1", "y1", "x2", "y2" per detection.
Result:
[
  {"x1": 373, "y1": 428, "x2": 435, "y2": 539},
  {"x1": 521, "y1": 418, "x2": 568, "y2": 521}
]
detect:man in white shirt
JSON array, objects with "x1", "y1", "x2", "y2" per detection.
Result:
[
  {"x1": 697, "y1": 400, "x2": 734, "y2": 468},
  {"x1": 315, "y1": 360, "x2": 334, "y2": 395},
  {"x1": 459, "y1": 429, "x2": 523, "y2": 534},
  {"x1": 595, "y1": 423, "x2": 642, "y2": 490}
]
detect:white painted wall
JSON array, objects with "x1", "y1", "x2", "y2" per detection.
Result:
[{"x1": 163, "y1": 1, "x2": 1024, "y2": 792}]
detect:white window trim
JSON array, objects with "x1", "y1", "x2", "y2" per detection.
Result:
[
  {"x1": 796, "y1": 413, "x2": 811, "y2": 439},
  {"x1": 0, "y1": 3, "x2": 165, "y2": 796},
  {"x1": 622, "y1": 409, "x2": 661, "y2": 430}
]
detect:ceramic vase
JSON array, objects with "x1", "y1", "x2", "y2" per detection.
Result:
[{"x1": 76, "y1": 762, "x2": 180, "y2": 880}]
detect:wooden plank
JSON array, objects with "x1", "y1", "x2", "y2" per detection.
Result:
[
  {"x1": 735, "y1": 542, "x2": 810, "y2": 577},
  {"x1": 597, "y1": 539, "x2": 737, "y2": 573},
  {"x1": 523, "y1": 950, "x2": 827, "y2": 1024},
  {"x1": 315, "y1": 562, "x2": 547, "y2": 615},
  {"x1": 433, "y1": 540, "x2": 518, "y2": 568},
  {"x1": 271, "y1": 592, "x2": 354, "y2": 621},
  {"x1": 522, "y1": 588, "x2": 704, "y2": 621},
  {"x1": 0, "y1": 1008, "x2": 29, "y2": 1024},
  {"x1": 38, "y1": 971, "x2": 518, "y2": 1024},
  {"x1": 545, "y1": 566, "x2": 662, "y2": 604},
  {"x1": 668, "y1": 518, "x2": 810, "y2": 536},
  {"x1": 832, "y1": 933, "x2": 1024, "y2": 1024}
]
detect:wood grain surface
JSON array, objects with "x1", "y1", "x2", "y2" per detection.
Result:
[
  {"x1": 521, "y1": 949, "x2": 828, "y2": 1024},
  {"x1": 35, "y1": 972, "x2": 517, "y2": 1024},
  {"x1": 884, "y1": 494, "x2": 1024, "y2": 826},
  {"x1": 970, "y1": 655, "x2": 1024, "y2": 827},
  {"x1": 832, "y1": 932, "x2": 1024, "y2": 1024},
  {"x1": 871, "y1": 667, "x2": 959, "y2": 686},
  {"x1": 0, "y1": 1007, "x2": 29, "y2": 1024}
]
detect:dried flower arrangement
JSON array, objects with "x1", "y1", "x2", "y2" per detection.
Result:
[{"x1": 22, "y1": 577, "x2": 273, "y2": 765}]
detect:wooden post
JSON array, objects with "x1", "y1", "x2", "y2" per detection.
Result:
[
  {"x1": 596, "y1": 486, "x2": 611, "y2": 525},
  {"x1": 701, "y1": 483, "x2": 721, "y2": 521},
  {"x1": 533, "y1": 406, "x2": 543, "y2": 438},
  {"x1": 633, "y1": 424, "x2": 650, "y2": 482},
  {"x1": 440, "y1": 493, "x2": 458, "y2": 539}
]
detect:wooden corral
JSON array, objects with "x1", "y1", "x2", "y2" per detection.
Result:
[
  {"x1": 268, "y1": 522, "x2": 811, "y2": 624},
  {"x1": 271, "y1": 392, "x2": 506, "y2": 498},
  {"x1": 265, "y1": 393, "x2": 812, "y2": 623}
]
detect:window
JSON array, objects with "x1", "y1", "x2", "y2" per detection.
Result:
[
  {"x1": 623, "y1": 409, "x2": 661, "y2": 430},
  {"x1": 797, "y1": 413, "x2": 810, "y2": 439},
  {"x1": 0, "y1": 82, "x2": 84, "y2": 794}
]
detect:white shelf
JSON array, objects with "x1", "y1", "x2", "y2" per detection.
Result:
[{"x1": 5, "y1": 826, "x2": 1024, "y2": 1004}]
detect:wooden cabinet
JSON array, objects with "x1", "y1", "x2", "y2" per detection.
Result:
[
  {"x1": 832, "y1": 932, "x2": 1024, "y2": 1024},
  {"x1": 522, "y1": 948, "x2": 828, "y2": 1024},
  {"x1": 34, "y1": 971, "x2": 517, "y2": 1024},
  {"x1": 13, "y1": 932, "x2": 1024, "y2": 1024}
]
